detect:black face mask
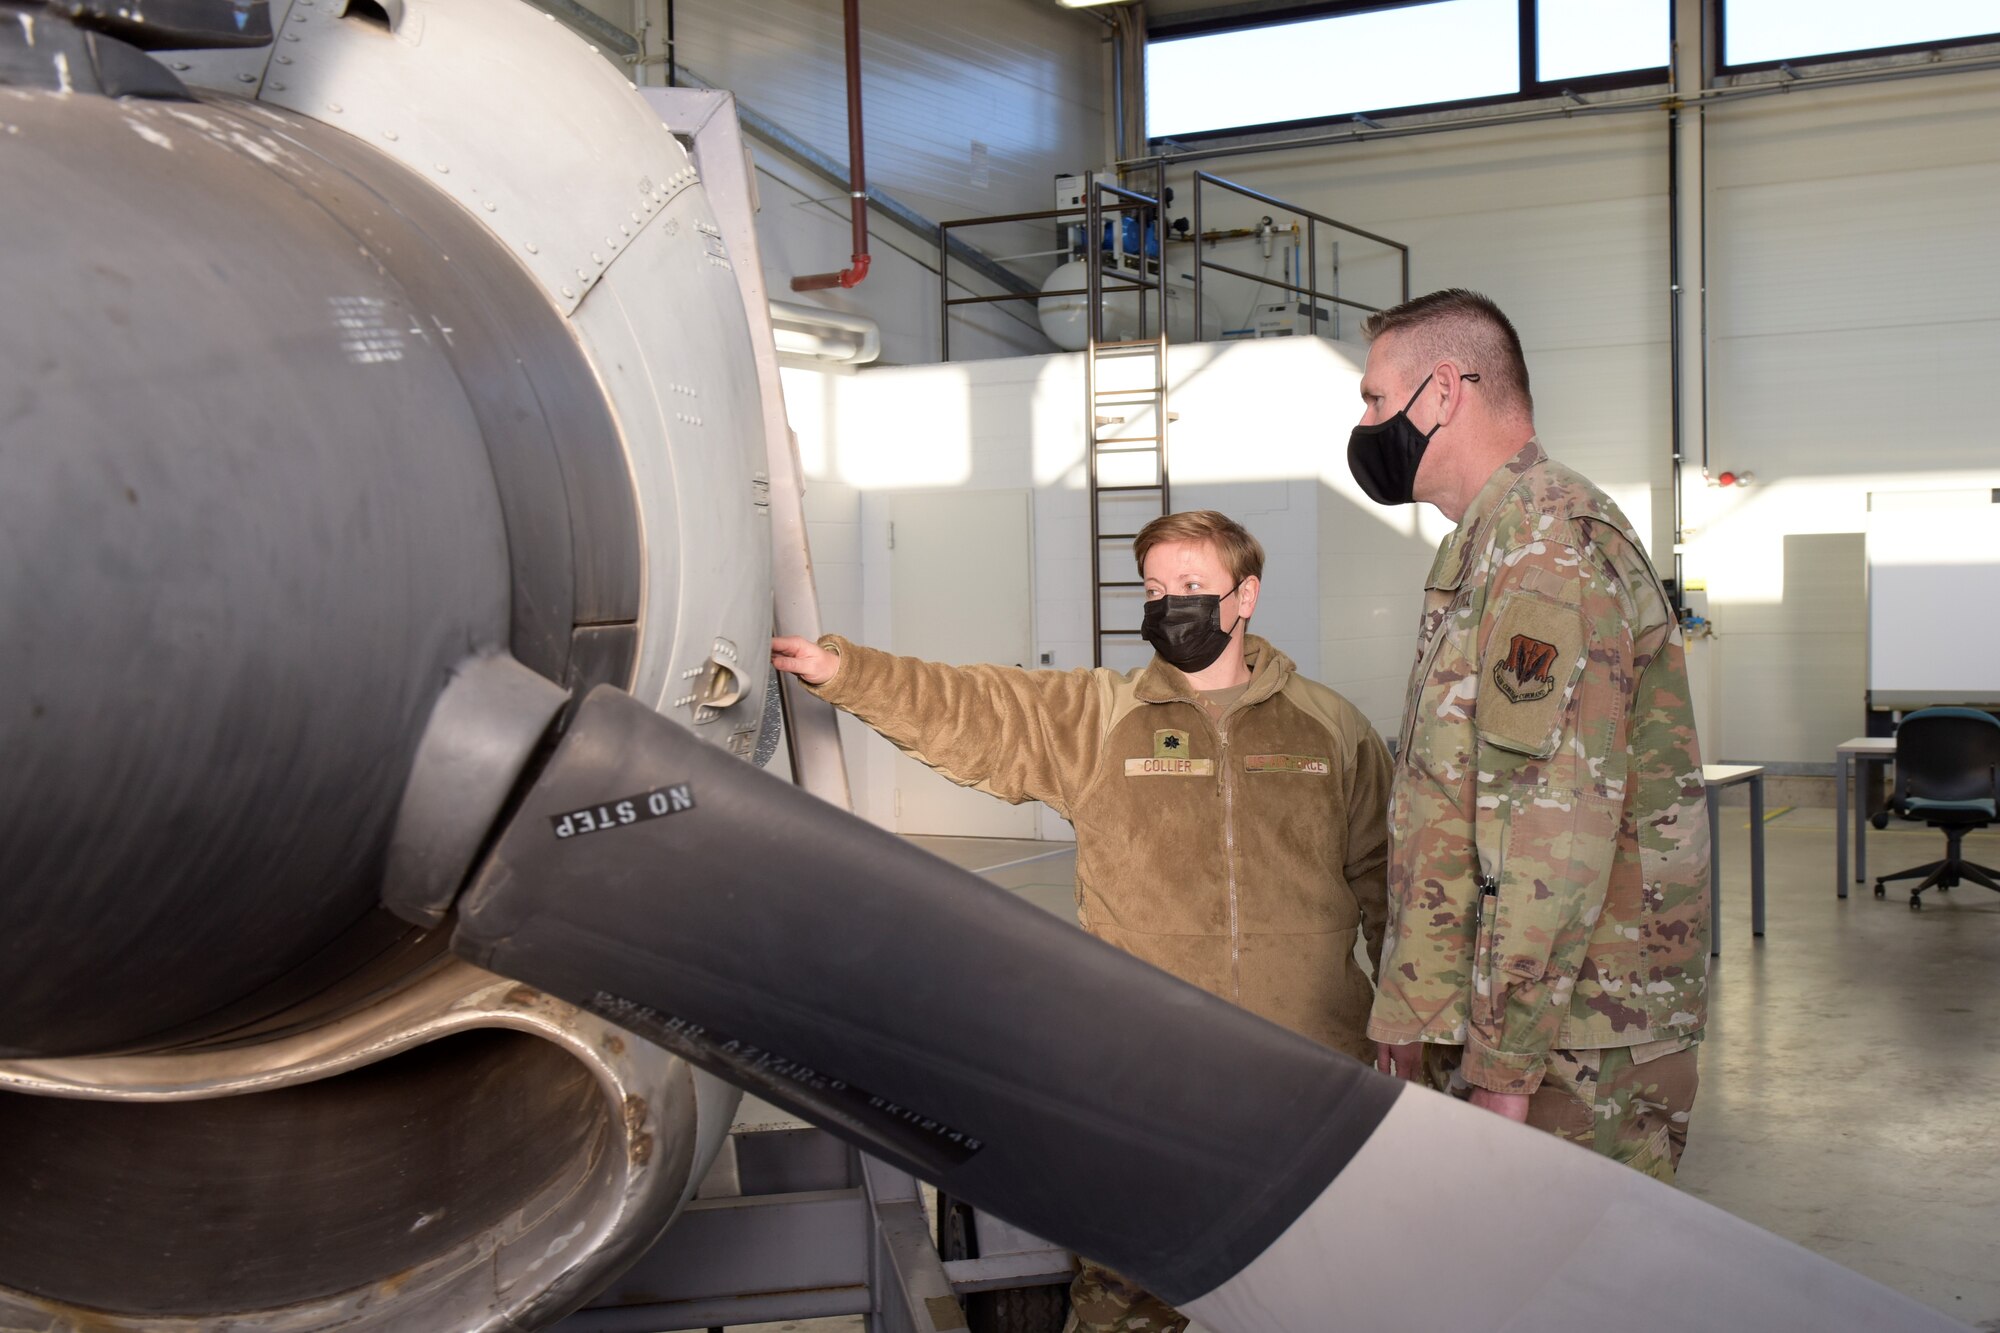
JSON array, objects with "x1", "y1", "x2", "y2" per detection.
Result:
[
  {"x1": 1346, "y1": 372, "x2": 1460, "y2": 507},
  {"x1": 1141, "y1": 581, "x2": 1243, "y2": 674}
]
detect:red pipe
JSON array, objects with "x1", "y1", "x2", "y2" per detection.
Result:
[{"x1": 792, "y1": 0, "x2": 871, "y2": 291}]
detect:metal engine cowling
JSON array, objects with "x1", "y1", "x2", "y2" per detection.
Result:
[{"x1": 0, "y1": 0, "x2": 775, "y2": 1324}]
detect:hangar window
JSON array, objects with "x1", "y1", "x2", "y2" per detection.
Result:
[
  {"x1": 1147, "y1": 0, "x2": 1669, "y2": 143},
  {"x1": 1722, "y1": 0, "x2": 2000, "y2": 69},
  {"x1": 1537, "y1": 0, "x2": 1669, "y2": 83}
]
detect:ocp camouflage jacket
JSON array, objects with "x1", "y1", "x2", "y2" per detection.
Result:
[
  {"x1": 1366, "y1": 442, "x2": 1711, "y2": 1094},
  {"x1": 809, "y1": 634, "x2": 1393, "y2": 1061}
]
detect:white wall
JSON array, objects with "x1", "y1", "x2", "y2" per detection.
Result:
[
  {"x1": 615, "y1": 0, "x2": 1109, "y2": 364},
  {"x1": 1688, "y1": 72, "x2": 2000, "y2": 763}
]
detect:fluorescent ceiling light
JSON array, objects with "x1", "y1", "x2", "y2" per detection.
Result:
[{"x1": 1057, "y1": 0, "x2": 1133, "y2": 8}]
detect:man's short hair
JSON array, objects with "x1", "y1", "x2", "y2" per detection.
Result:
[
  {"x1": 1361, "y1": 288, "x2": 1533, "y2": 416},
  {"x1": 1133, "y1": 510, "x2": 1265, "y2": 584}
]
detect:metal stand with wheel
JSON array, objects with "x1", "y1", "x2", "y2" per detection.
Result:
[{"x1": 939, "y1": 1193, "x2": 1074, "y2": 1333}]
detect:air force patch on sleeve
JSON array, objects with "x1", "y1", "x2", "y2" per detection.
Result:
[
  {"x1": 1479, "y1": 591, "x2": 1586, "y2": 757},
  {"x1": 1495, "y1": 633, "x2": 1559, "y2": 703}
]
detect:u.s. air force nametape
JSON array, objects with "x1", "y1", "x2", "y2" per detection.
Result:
[{"x1": 1245, "y1": 754, "x2": 1330, "y2": 775}]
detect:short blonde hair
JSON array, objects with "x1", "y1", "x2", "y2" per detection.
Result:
[{"x1": 1133, "y1": 510, "x2": 1265, "y2": 584}]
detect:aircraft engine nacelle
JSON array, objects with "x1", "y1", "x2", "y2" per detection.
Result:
[{"x1": 0, "y1": 0, "x2": 770, "y2": 1325}]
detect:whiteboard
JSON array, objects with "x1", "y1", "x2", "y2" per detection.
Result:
[{"x1": 1866, "y1": 493, "x2": 2000, "y2": 702}]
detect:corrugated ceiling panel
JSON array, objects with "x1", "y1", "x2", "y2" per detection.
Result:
[{"x1": 660, "y1": 0, "x2": 1106, "y2": 223}]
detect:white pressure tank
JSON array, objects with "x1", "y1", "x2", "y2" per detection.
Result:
[{"x1": 1038, "y1": 258, "x2": 1196, "y2": 349}]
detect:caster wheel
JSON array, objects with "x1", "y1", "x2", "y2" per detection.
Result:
[
  {"x1": 1910, "y1": 895, "x2": 1923, "y2": 911},
  {"x1": 1873, "y1": 883, "x2": 1885, "y2": 899},
  {"x1": 967, "y1": 1284, "x2": 1070, "y2": 1333},
  {"x1": 939, "y1": 1195, "x2": 977, "y2": 1262}
]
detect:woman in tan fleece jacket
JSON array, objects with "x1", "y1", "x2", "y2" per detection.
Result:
[{"x1": 773, "y1": 510, "x2": 1392, "y2": 1333}]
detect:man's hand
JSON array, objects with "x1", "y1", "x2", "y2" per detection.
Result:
[
  {"x1": 771, "y1": 636, "x2": 841, "y2": 687},
  {"x1": 1374, "y1": 1041, "x2": 1424, "y2": 1082},
  {"x1": 1468, "y1": 1087, "x2": 1531, "y2": 1122}
]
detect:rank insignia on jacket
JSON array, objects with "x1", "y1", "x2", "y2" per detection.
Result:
[{"x1": 1130, "y1": 729, "x2": 1212, "y2": 776}]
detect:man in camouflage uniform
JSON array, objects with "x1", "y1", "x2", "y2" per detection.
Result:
[
  {"x1": 1346, "y1": 289, "x2": 1710, "y2": 1183},
  {"x1": 773, "y1": 510, "x2": 1393, "y2": 1330}
]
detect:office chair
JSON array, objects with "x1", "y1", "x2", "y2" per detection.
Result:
[{"x1": 1871, "y1": 707, "x2": 2000, "y2": 910}]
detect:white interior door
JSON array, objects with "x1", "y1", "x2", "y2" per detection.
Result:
[{"x1": 889, "y1": 489, "x2": 1037, "y2": 838}]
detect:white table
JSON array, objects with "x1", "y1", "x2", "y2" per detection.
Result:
[
  {"x1": 1834, "y1": 736, "x2": 1897, "y2": 898},
  {"x1": 1703, "y1": 764, "x2": 1766, "y2": 955}
]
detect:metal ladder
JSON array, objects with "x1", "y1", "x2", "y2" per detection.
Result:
[{"x1": 1084, "y1": 168, "x2": 1173, "y2": 669}]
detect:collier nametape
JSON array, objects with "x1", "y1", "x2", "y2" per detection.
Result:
[{"x1": 1126, "y1": 757, "x2": 1217, "y2": 777}]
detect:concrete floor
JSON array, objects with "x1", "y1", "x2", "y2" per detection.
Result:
[
  {"x1": 1680, "y1": 805, "x2": 2000, "y2": 1330},
  {"x1": 736, "y1": 812, "x2": 2000, "y2": 1332}
]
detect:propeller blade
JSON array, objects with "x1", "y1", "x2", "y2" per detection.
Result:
[{"x1": 450, "y1": 686, "x2": 1962, "y2": 1332}]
